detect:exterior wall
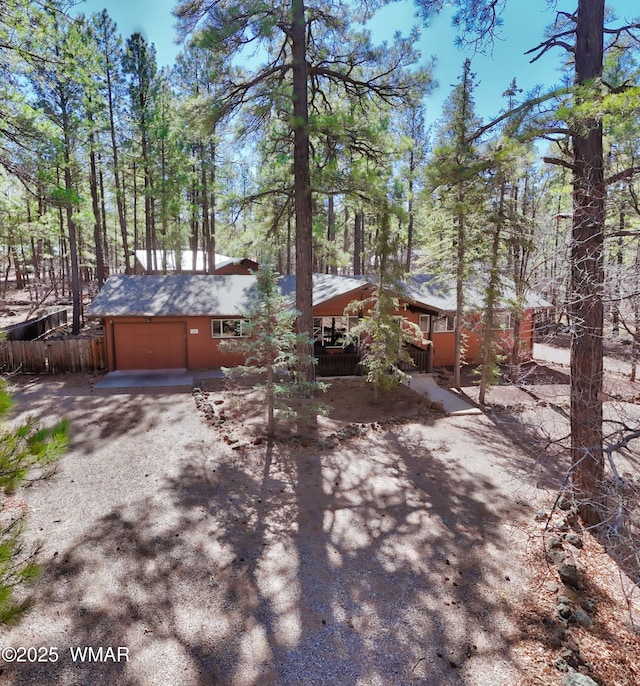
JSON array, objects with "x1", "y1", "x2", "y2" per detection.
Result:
[
  {"x1": 103, "y1": 316, "x2": 246, "y2": 371},
  {"x1": 428, "y1": 309, "x2": 536, "y2": 368},
  {"x1": 213, "y1": 260, "x2": 258, "y2": 275},
  {"x1": 132, "y1": 259, "x2": 258, "y2": 276},
  {"x1": 102, "y1": 298, "x2": 539, "y2": 371},
  {"x1": 103, "y1": 287, "x2": 367, "y2": 371}
]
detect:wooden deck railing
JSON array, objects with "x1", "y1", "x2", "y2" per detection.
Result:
[
  {"x1": 315, "y1": 348, "x2": 432, "y2": 377},
  {"x1": 316, "y1": 353, "x2": 360, "y2": 376},
  {"x1": 407, "y1": 349, "x2": 432, "y2": 373}
]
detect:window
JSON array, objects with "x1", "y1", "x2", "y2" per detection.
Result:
[
  {"x1": 313, "y1": 316, "x2": 349, "y2": 346},
  {"x1": 432, "y1": 314, "x2": 456, "y2": 333},
  {"x1": 418, "y1": 315, "x2": 430, "y2": 334},
  {"x1": 211, "y1": 319, "x2": 249, "y2": 338},
  {"x1": 494, "y1": 311, "x2": 513, "y2": 330}
]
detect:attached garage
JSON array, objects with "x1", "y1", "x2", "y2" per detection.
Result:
[{"x1": 113, "y1": 321, "x2": 187, "y2": 370}]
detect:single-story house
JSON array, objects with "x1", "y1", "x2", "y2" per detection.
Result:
[
  {"x1": 133, "y1": 250, "x2": 259, "y2": 275},
  {"x1": 86, "y1": 273, "x2": 551, "y2": 373},
  {"x1": 86, "y1": 273, "x2": 372, "y2": 372}
]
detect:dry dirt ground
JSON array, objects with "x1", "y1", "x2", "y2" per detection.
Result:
[{"x1": 0, "y1": 366, "x2": 638, "y2": 684}]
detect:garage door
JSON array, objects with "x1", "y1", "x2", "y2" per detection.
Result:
[{"x1": 113, "y1": 322, "x2": 187, "y2": 370}]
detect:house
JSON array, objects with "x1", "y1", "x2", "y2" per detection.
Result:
[
  {"x1": 86, "y1": 272, "x2": 550, "y2": 373},
  {"x1": 86, "y1": 273, "x2": 370, "y2": 372},
  {"x1": 133, "y1": 250, "x2": 258, "y2": 275}
]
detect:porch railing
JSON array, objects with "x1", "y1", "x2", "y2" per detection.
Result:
[
  {"x1": 316, "y1": 353, "x2": 360, "y2": 376},
  {"x1": 315, "y1": 348, "x2": 432, "y2": 377}
]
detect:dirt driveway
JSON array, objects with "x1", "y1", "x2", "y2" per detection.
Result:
[{"x1": 0, "y1": 374, "x2": 551, "y2": 685}]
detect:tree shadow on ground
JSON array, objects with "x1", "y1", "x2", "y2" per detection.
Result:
[
  {"x1": 7, "y1": 379, "x2": 193, "y2": 458},
  {"x1": 1, "y1": 384, "x2": 546, "y2": 685},
  {"x1": 474, "y1": 384, "x2": 640, "y2": 593},
  {"x1": 457, "y1": 408, "x2": 571, "y2": 496},
  {"x1": 5, "y1": 425, "x2": 544, "y2": 686}
]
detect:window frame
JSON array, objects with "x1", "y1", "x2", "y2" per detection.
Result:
[
  {"x1": 313, "y1": 315, "x2": 350, "y2": 346},
  {"x1": 211, "y1": 318, "x2": 249, "y2": 338},
  {"x1": 432, "y1": 313, "x2": 456, "y2": 333},
  {"x1": 494, "y1": 310, "x2": 513, "y2": 331}
]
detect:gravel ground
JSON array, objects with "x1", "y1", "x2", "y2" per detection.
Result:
[{"x1": 0, "y1": 374, "x2": 548, "y2": 685}]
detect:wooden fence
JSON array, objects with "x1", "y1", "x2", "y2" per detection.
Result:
[
  {"x1": 4, "y1": 309, "x2": 68, "y2": 341},
  {"x1": 0, "y1": 338, "x2": 105, "y2": 374}
]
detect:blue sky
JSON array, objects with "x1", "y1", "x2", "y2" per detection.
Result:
[{"x1": 73, "y1": 0, "x2": 639, "y2": 127}]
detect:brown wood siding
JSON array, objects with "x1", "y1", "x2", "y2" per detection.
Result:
[
  {"x1": 213, "y1": 260, "x2": 258, "y2": 275},
  {"x1": 186, "y1": 317, "x2": 246, "y2": 369},
  {"x1": 105, "y1": 316, "x2": 247, "y2": 371},
  {"x1": 428, "y1": 310, "x2": 536, "y2": 368},
  {"x1": 313, "y1": 289, "x2": 368, "y2": 317}
]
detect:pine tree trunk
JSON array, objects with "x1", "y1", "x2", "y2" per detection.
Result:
[
  {"x1": 10, "y1": 244, "x2": 24, "y2": 290},
  {"x1": 353, "y1": 210, "x2": 364, "y2": 275},
  {"x1": 327, "y1": 194, "x2": 335, "y2": 274},
  {"x1": 286, "y1": 213, "x2": 292, "y2": 275},
  {"x1": 611, "y1": 205, "x2": 624, "y2": 336},
  {"x1": 292, "y1": 0, "x2": 315, "y2": 383},
  {"x1": 406, "y1": 149, "x2": 415, "y2": 272},
  {"x1": 133, "y1": 162, "x2": 139, "y2": 254},
  {"x1": 103, "y1": 36, "x2": 130, "y2": 274},
  {"x1": 327, "y1": 142, "x2": 337, "y2": 275},
  {"x1": 200, "y1": 143, "x2": 211, "y2": 273},
  {"x1": 210, "y1": 139, "x2": 216, "y2": 273},
  {"x1": 454, "y1": 191, "x2": 465, "y2": 389},
  {"x1": 88, "y1": 125, "x2": 106, "y2": 287},
  {"x1": 143, "y1": 135, "x2": 154, "y2": 273},
  {"x1": 61, "y1": 101, "x2": 81, "y2": 335},
  {"x1": 570, "y1": 0, "x2": 605, "y2": 525},
  {"x1": 267, "y1": 365, "x2": 275, "y2": 439},
  {"x1": 632, "y1": 241, "x2": 640, "y2": 382},
  {"x1": 479, "y1": 186, "x2": 503, "y2": 404}
]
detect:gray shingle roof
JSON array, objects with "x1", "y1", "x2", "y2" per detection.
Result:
[
  {"x1": 87, "y1": 273, "x2": 370, "y2": 318},
  {"x1": 87, "y1": 275, "x2": 259, "y2": 317},
  {"x1": 400, "y1": 275, "x2": 457, "y2": 312},
  {"x1": 278, "y1": 274, "x2": 369, "y2": 307},
  {"x1": 87, "y1": 273, "x2": 552, "y2": 319},
  {"x1": 404, "y1": 275, "x2": 553, "y2": 312}
]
